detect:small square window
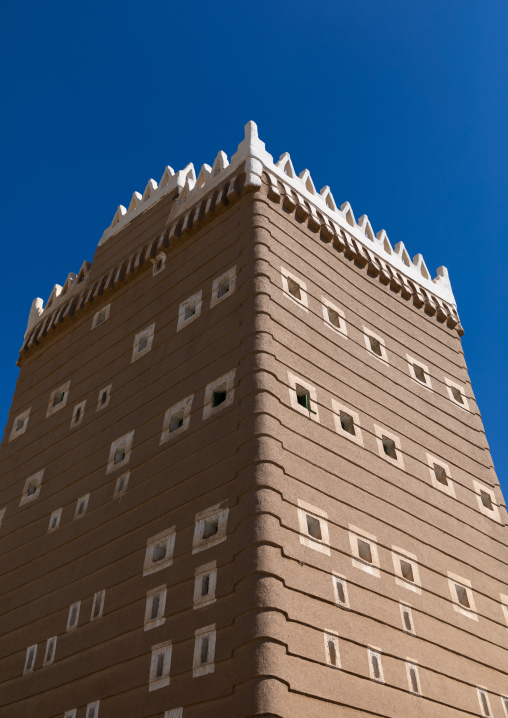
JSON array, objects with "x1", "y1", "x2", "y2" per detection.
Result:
[
  {"x1": 332, "y1": 400, "x2": 363, "y2": 446},
  {"x1": 192, "y1": 504, "x2": 229, "y2": 554},
  {"x1": 92, "y1": 304, "x2": 110, "y2": 329},
  {"x1": 74, "y1": 494, "x2": 90, "y2": 520},
  {"x1": 211, "y1": 266, "x2": 237, "y2": 308},
  {"x1": 445, "y1": 377, "x2": 470, "y2": 410},
  {"x1": 322, "y1": 298, "x2": 347, "y2": 337},
  {"x1": 368, "y1": 649, "x2": 384, "y2": 683},
  {"x1": 392, "y1": 548, "x2": 422, "y2": 594},
  {"x1": 43, "y1": 636, "x2": 57, "y2": 666},
  {"x1": 132, "y1": 324, "x2": 155, "y2": 362},
  {"x1": 192, "y1": 625, "x2": 216, "y2": 677},
  {"x1": 287, "y1": 373, "x2": 320, "y2": 423},
  {"x1": 374, "y1": 425, "x2": 404, "y2": 469},
  {"x1": 363, "y1": 327, "x2": 388, "y2": 363},
  {"x1": 48, "y1": 508, "x2": 62, "y2": 532},
  {"x1": 113, "y1": 472, "x2": 130, "y2": 498},
  {"x1": 297, "y1": 500, "x2": 330, "y2": 555},
  {"x1": 477, "y1": 688, "x2": 492, "y2": 717},
  {"x1": 97, "y1": 385, "x2": 112, "y2": 411},
  {"x1": 212, "y1": 390, "x2": 227, "y2": 407},
  {"x1": 46, "y1": 381, "x2": 71, "y2": 417},
  {"x1": 160, "y1": 394, "x2": 194, "y2": 444},
  {"x1": 20, "y1": 470, "x2": 44, "y2": 506},
  {"x1": 85, "y1": 701, "x2": 100, "y2": 718},
  {"x1": 349, "y1": 526, "x2": 381, "y2": 577},
  {"x1": 153, "y1": 252, "x2": 166, "y2": 275},
  {"x1": 70, "y1": 401, "x2": 86, "y2": 428},
  {"x1": 473, "y1": 481, "x2": 501, "y2": 523},
  {"x1": 406, "y1": 661, "x2": 421, "y2": 695},
  {"x1": 67, "y1": 601, "x2": 81, "y2": 631},
  {"x1": 9, "y1": 407, "x2": 31, "y2": 441},
  {"x1": 281, "y1": 267, "x2": 309, "y2": 311},
  {"x1": 324, "y1": 631, "x2": 340, "y2": 668},
  {"x1": 194, "y1": 561, "x2": 217, "y2": 609},
  {"x1": 177, "y1": 290, "x2": 203, "y2": 331},
  {"x1": 382, "y1": 436, "x2": 397, "y2": 459},
  {"x1": 332, "y1": 574, "x2": 349, "y2": 608},
  {"x1": 406, "y1": 355, "x2": 433, "y2": 390},
  {"x1": 447, "y1": 572, "x2": 477, "y2": 620},
  {"x1": 295, "y1": 385, "x2": 317, "y2": 414},
  {"x1": 358, "y1": 539, "x2": 372, "y2": 563},
  {"x1": 144, "y1": 585, "x2": 167, "y2": 630},
  {"x1": 425, "y1": 454, "x2": 455, "y2": 497},
  {"x1": 203, "y1": 370, "x2": 236, "y2": 420},
  {"x1": 149, "y1": 640, "x2": 172, "y2": 690},
  {"x1": 144, "y1": 528, "x2": 176, "y2": 576},
  {"x1": 90, "y1": 589, "x2": 106, "y2": 621},
  {"x1": 106, "y1": 431, "x2": 134, "y2": 474},
  {"x1": 400, "y1": 604, "x2": 415, "y2": 634},
  {"x1": 24, "y1": 644, "x2": 37, "y2": 674}
]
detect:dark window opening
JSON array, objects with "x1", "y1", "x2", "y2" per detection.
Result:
[
  {"x1": 169, "y1": 411, "x2": 184, "y2": 431},
  {"x1": 371, "y1": 653, "x2": 381, "y2": 680},
  {"x1": 117, "y1": 476, "x2": 127, "y2": 494},
  {"x1": 200, "y1": 636, "x2": 209, "y2": 664},
  {"x1": 70, "y1": 606, "x2": 78, "y2": 627},
  {"x1": 152, "y1": 542, "x2": 167, "y2": 562},
  {"x1": 433, "y1": 464, "x2": 448, "y2": 486},
  {"x1": 455, "y1": 585, "x2": 471, "y2": 609},
  {"x1": 184, "y1": 303, "x2": 196, "y2": 320},
  {"x1": 138, "y1": 336, "x2": 148, "y2": 352},
  {"x1": 480, "y1": 491, "x2": 494, "y2": 511},
  {"x1": 201, "y1": 574, "x2": 210, "y2": 596},
  {"x1": 50, "y1": 514, "x2": 58, "y2": 529},
  {"x1": 400, "y1": 560, "x2": 415, "y2": 582},
  {"x1": 217, "y1": 280, "x2": 230, "y2": 298},
  {"x1": 77, "y1": 500, "x2": 86, "y2": 516},
  {"x1": 382, "y1": 436, "x2": 397, "y2": 459},
  {"x1": 368, "y1": 336, "x2": 383, "y2": 357},
  {"x1": 306, "y1": 514, "x2": 322, "y2": 540},
  {"x1": 202, "y1": 518, "x2": 219, "y2": 540},
  {"x1": 156, "y1": 257, "x2": 164, "y2": 271},
  {"x1": 45, "y1": 640, "x2": 55, "y2": 663},
  {"x1": 450, "y1": 385, "x2": 464, "y2": 404},
  {"x1": 335, "y1": 579, "x2": 346, "y2": 605},
  {"x1": 296, "y1": 386, "x2": 316, "y2": 414},
  {"x1": 26, "y1": 648, "x2": 36, "y2": 671},
  {"x1": 150, "y1": 594, "x2": 160, "y2": 620},
  {"x1": 480, "y1": 691, "x2": 491, "y2": 716},
  {"x1": 413, "y1": 364, "x2": 426, "y2": 383},
  {"x1": 327, "y1": 306, "x2": 341, "y2": 329},
  {"x1": 27, "y1": 482, "x2": 37, "y2": 497},
  {"x1": 327, "y1": 639, "x2": 337, "y2": 667},
  {"x1": 409, "y1": 667, "x2": 419, "y2": 693},
  {"x1": 16, "y1": 419, "x2": 24, "y2": 431},
  {"x1": 358, "y1": 539, "x2": 373, "y2": 564},
  {"x1": 96, "y1": 310, "x2": 106, "y2": 326},
  {"x1": 75, "y1": 407, "x2": 82, "y2": 423},
  {"x1": 101, "y1": 391, "x2": 108, "y2": 405},
  {"x1": 114, "y1": 447, "x2": 125, "y2": 464},
  {"x1": 287, "y1": 278, "x2": 302, "y2": 300},
  {"x1": 402, "y1": 608, "x2": 413, "y2": 632},
  {"x1": 155, "y1": 652, "x2": 165, "y2": 678},
  {"x1": 340, "y1": 411, "x2": 355, "y2": 435},
  {"x1": 92, "y1": 594, "x2": 102, "y2": 619},
  {"x1": 53, "y1": 391, "x2": 65, "y2": 407},
  {"x1": 212, "y1": 389, "x2": 227, "y2": 407}
]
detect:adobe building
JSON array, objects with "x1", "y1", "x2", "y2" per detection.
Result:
[{"x1": 0, "y1": 122, "x2": 506, "y2": 718}]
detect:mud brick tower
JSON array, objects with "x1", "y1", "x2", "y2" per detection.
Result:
[{"x1": 1, "y1": 122, "x2": 507, "y2": 718}]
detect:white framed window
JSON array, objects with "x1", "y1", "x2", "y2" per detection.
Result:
[
  {"x1": 85, "y1": 701, "x2": 100, "y2": 718},
  {"x1": 164, "y1": 710, "x2": 183, "y2": 718},
  {"x1": 374, "y1": 425, "x2": 405, "y2": 470},
  {"x1": 280, "y1": 266, "x2": 309, "y2": 311},
  {"x1": 400, "y1": 603, "x2": 415, "y2": 634},
  {"x1": 297, "y1": 499, "x2": 330, "y2": 555},
  {"x1": 67, "y1": 601, "x2": 81, "y2": 631},
  {"x1": 202, "y1": 370, "x2": 236, "y2": 420},
  {"x1": 501, "y1": 695, "x2": 508, "y2": 717},
  {"x1": 90, "y1": 589, "x2": 106, "y2": 621},
  {"x1": 74, "y1": 494, "x2": 90, "y2": 520},
  {"x1": 287, "y1": 372, "x2": 320, "y2": 422},
  {"x1": 406, "y1": 355, "x2": 432, "y2": 389},
  {"x1": 210, "y1": 266, "x2": 237, "y2": 308},
  {"x1": 444, "y1": 377, "x2": 470, "y2": 410},
  {"x1": 106, "y1": 431, "x2": 134, "y2": 474},
  {"x1": 143, "y1": 527, "x2": 176, "y2": 576},
  {"x1": 477, "y1": 688, "x2": 492, "y2": 717},
  {"x1": 144, "y1": 585, "x2": 167, "y2": 630},
  {"x1": 447, "y1": 571, "x2": 478, "y2": 621},
  {"x1": 24, "y1": 644, "x2": 37, "y2": 674},
  {"x1": 192, "y1": 624, "x2": 216, "y2": 677},
  {"x1": 332, "y1": 573, "x2": 349, "y2": 608},
  {"x1": 70, "y1": 401, "x2": 86, "y2": 428},
  {"x1": 177, "y1": 290, "x2": 203, "y2": 332},
  {"x1": 425, "y1": 453, "x2": 455, "y2": 497},
  {"x1": 368, "y1": 648, "x2": 384, "y2": 682},
  {"x1": 9, "y1": 407, "x2": 31, "y2": 441},
  {"x1": 324, "y1": 631, "x2": 340, "y2": 668},
  {"x1": 473, "y1": 480, "x2": 501, "y2": 523},
  {"x1": 194, "y1": 561, "x2": 217, "y2": 609},
  {"x1": 391, "y1": 547, "x2": 422, "y2": 594},
  {"x1": 20, "y1": 470, "x2": 44, "y2": 506},
  {"x1": 0, "y1": 507, "x2": 6, "y2": 530},
  {"x1": 321, "y1": 298, "x2": 347, "y2": 338},
  {"x1": 43, "y1": 636, "x2": 57, "y2": 666},
  {"x1": 348, "y1": 525, "x2": 381, "y2": 578},
  {"x1": 48, "y1": 508, "x2": 62, "y2": 532},
  {"x1": 363, "y1": 327, "x2": 388, "y2": 363},
  {"x1": 64, "y1": 710, "x2": 77, "y2": 718},
  {"x1": 46, "y1": 381, "x2": 71, "y2": 418},
  {"x1": 192, "y1": 504, "x2": 229, "y2": 555},
  {"x1": 405, "y1": 660, "x2": 421, "y2": 695},
  {"x1": 500, "y1": 594, "x2": 508, "y2": 627},
  {"x1": 91, "y1": 303, "x2": 110, "y2": 329},
  {"x1": 132, "y1": 324, "x2": 155, "y2": 362},
  {"x1": 96, "y1": 385, "x2": 112, "y2": 411},
  {"x1": 113, "y1": 472, "x2": 130, "y2": 498},
  {"x1": 149, "y1": 640, "x2": 172, "y2": 691},
  {"x1": 152, "y1": 252, "x2": 166, "y2": 275},
  {"x1": 160, "y1": 394, "x2": 194, "y2": 444},
  {"x1": 331, "y1": 399, "x2": 363, "y2": 446}
]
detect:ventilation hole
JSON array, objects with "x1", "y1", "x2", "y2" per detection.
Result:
[
  {"x1": 358, "y1": 539, "x2": 373, "y2": 564},
  {"x1": 306, "y1": 514, "x2": 322, "y2": 540},
  {"x1": 340, "y1": 411, "x2": 355, "y2": 435}
]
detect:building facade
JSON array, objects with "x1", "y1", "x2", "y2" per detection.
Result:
[{"x1": 0, "y1": 122, "x2": 506, "y2": 717}]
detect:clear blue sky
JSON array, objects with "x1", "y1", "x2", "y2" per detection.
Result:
[{"x1": 1, "y1": 1, "x2": 506, "y2": 495}]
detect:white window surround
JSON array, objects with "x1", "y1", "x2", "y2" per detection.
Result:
[
  {"x1": 368, "y1": 648, "x2": 385, "y2": 683},
  {"x1": 106, "y1": 431, "x2": 134, "y2": 474},
  {"x1": 0, "y1": 507, "x2": 6, "y2": 529},
  {"x1": 177, "y1": 290, "x2": 203, "y2": 332},
  {"x1": 473, "y1": 480, "x2": 501, "y2": 523},
  {"x1": 348, "y1": 525, "x2": 381, "y2": 578},
  {"x1": 46, "y1": 381, "x2": 71, "y2": 418},
  {"x1": 113, "y1": 472, "x2": 130, "y2": 498},
  {"x1": 202, "y1": 370, "x2": 236, "y2": 421},
  {"x1": 502, "y1": 695, "x2": 508, "y2": 718},
  {"x1": 43, "y1": 636, "x2": 57, "y2": 666},
  {"x1": 20, "y1": 470, "x2": 44, "y2": 507},
  {"x1": 165, "y1": 710, "x2": 183, "y2": 718},
  {"x1": 149, "y1": 640, "x2": 172, "y2": 691},
  {"x1": 331, "y1": 399, "x2": 363, "y2": 446},
  {"x1": 144, "y1": 585, "x2": 167, "y2": 631},
  {"x1": 24, "y1": 644, "x2": 37, "y2": 674},
  {"x1": 67, "y1": 601, "x2": 81, "y2": 632},
  {"x1": 96, "y1": 384, "x2": 112, "y2": 411},
  {"x1": 152, "y1": 252, "x2": 166, "y2": 275},
  {"x1": 210, "y1": 266, "x2": 237, "y2": 308},
  {"x1": 192, "y1": 504, "x2": 229, "y2": 555},
  {"x1": 48, "y1": 508, "x2": 62, "y2": 532},
  {"x1": 425, "y1": 453, "x2": 455, "y2": 498},
  {"x1": 391, "y1": 547, "x2": 422, "y2": 595},
  {"x1": 160, "y1": 394, "x2": 194, "y2": 444},
  {"x1": 287, "y1": 372, "x2": 320, "y2": 423},
  {"x1": 405, "y1": 660, "x2": 421, "y2": 695},
  {"x1": 447, "y1": 571, "x2": 478, "y2": 621},
  {"x1": 332, "y1": 573, "x2": 350, "y2": 608},
  {"x1": 193, "y1": 561, "x2": 218, "y2": 609},
  {"x1": 74, "y1": 494, "x2": 90, "y2": 520},
  {"x1": 64, "y1": 710, "x2": 77, "y2": 718},
  {"x1": 132, "y1": 323, "x2": 155, "y2": 362},
  {"x1": 500, "y1": 594, "x2": 508, "y2": 627},
  {"x1": 280, "y1": 266, "x2": 309, "y2": 311},
  {"x1": 324, "y1": 630, "x2": 341, "y2": 668},
  {"x1": 70, "y1": 400, "x2": 86, "y2": 428},
  {"x1": 444, "y1": 377, "x2": 470, "y2": 411},
  {"x1": 85, "y1": 701, "x2": 100, "y2": 718},
  {"x1": 406, "y1": 354, "x2": 433, "y2": 390},
  {"x1": 193, "y1": 624, "x2": 216, "y2": 677},
  {"x1": 373, "y1": 424, "x2": 405, "y2": 470},
  {"x1": 321, "y1": 297, "x2": 347, "y2": 338},
  {"x1": 90, "y1": 590, "x2": 106, "y2": 621},
  {"x1": 477, "y1": 687, "x2": 492, "y2": 718},
  {"x1": 400, "y1": 603, "x2": 415, "y2": 634},
  {"x1": 91, "y1": 303, "x2": 111, "y2": 329},
  {"x1": 143, "y1": 527, "x2": 176, "y2": 576},
  {"x1": 297, "y1": 499, "x2": 331, "y2": 555},
  {"x1": 9, "y1": 407, "x2": 31, "y2": 441},
  {"x1": 363, "y1": 326, "x2": 388, "y2": 364}
]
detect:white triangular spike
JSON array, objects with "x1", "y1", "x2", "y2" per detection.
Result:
[
  {"x1": 298, "y1": 169, "x2": 317, "y2": 195},
  {"x1": 433, "y1": 266, "x2": 452, "y2": 290},
  {"x1": 183, "y1": 163, "x2": 196, "y2": 182},
  {"x1": 46, "y1": 284, "x2": 63, "y2": 308},
  {"x1": 340, "y1": 201, "x2": 356, "y2": 227},
  {"x1": 357, "y1": 215, "x2": 375, "y2": 240},
  {"x1": 212, "y1": 151, "x2": 229, "y2": 176},
  {"x1": 159, "y1": 166, "x2": 175, "y2": 187},
  {"x1": 25, "y1": 297, "x2": 45, "y2": 336},
  {"x1": 276, "y1": 152, "x2": 296, "y2": 178},
  {"x1": 111, "y1": 205, "x2": 127, "y2": 227},
  {"x1": 142, "y1": 179, "x2": 158, "y2": 201},
  {"x1": 180, "y1": 178, "x2": 192, "y2": 202},
  {"x1": 412, "y1": 254, "x2": 430, "y2": 280},
  {"x1": 128, "y1": 191, "x2": 142, "y2": 213},
  {"x1": 375, "y1": 230, "x2": 392, "y2": 254},
  {"x1": 196, "y1": 164, "x2": 212, "y2": 189},
  {"x1": 394, "y1": 242, "x2": 411, "y2": 267},
  {"x1": 320, "y1": 186, "x2": 337, "y2": 212}
]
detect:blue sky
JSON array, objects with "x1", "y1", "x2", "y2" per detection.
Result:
[{"x1": 1, "y1": 1, "x2": 506, "y2": 495}]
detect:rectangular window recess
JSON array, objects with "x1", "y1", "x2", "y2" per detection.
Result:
[
  {"x1": 27, "y1": 482, "x2": 37, "y2": 496},
  {"x1": 382, "y1": 436, "x2": 397, "y2": 459},
  {"x1": 85, "y1": 702, "x2": 100, "y2": 718},
  {"x1": 327, "y1": 637, "x2": 339, "y2": 667},
  {"x1": 184, "y1": 304, "x2": 196, "y2": 320},
  {"x1": 433, "y1": 464, "x2": 448, "y2": 485},
  {"x1": 335, "y1": 578, "x2": 347, "y2": 606},
  {"x1": 202, "y1": 518, "x2": 219, "y2": 540},
  {"x1": 306, "y1": 514, "x2": 322, "y2": 540},
  {"x1": 400, "y1": 560, "x2": 415, "y2": 582},
  {"x1": 68, "y1": 602, "x2": 80, "y2": 630},
  {"x1": 114, "y1": 447, "x2": 126, "y2": 464},
  {"x1": 151, "y1": 595, "x2": 161, "y2": 620},
  {"x1": 478, "y1": 690, "x2": 491, "y2": 717},
  {"x1": 450, "y1": 385, "x2": 464, "y2": 404},
  {"x1": 402, "y1": 606, "x2": 414, "y2": 633},
  {"x1": 153, "y1": 542, "x2": 168, "y2": 562},
  {"x1": 327, "y1": 307, "x2": 341, "y2": 328},
  {"x1": 200, "y1": 636, "x2": 209, "y2": 664},
  {"x1": 53, "y1": 391, "x2": 66, "y2": 407},
  {"x1": 138, "y1": 336, "x2": 148, "y2": 352},
  {"x1": 201, "y1": 574, "x2": 210, "y2": 596},
  {"x1": 340, "y1": 411, "x2": 355, "y2": 435},
  {"x1": 296, "y1": 388, "x2": 316, "y2": 414},
  {"x1": 480, "y1": 491, "x2": 494, "y2": 510},
  {"x1": 370, "y1": 652, "x2": 382, "y2": 681},
  {"x1": 44, "y1": 637, "x2": 57, "y2": 664},
  {"x1": 413, "y1": 364, "x2": 427, "y2": 383},
  {"x1": 170, "y1": 412, "x2": 184, "y2": 431},
  {"x1": 358, "y1": 539, "x2": 373, "y2": 564},
  {"x1": 91, "y1": 590, "x2": 105, "y2": 620},
  {"x1": 75, "y1": 407, "x2": 82, "y2": 423},
  {"x1": 217, "y1": 280, "x2": 230, "y2": 298},
  {"x1": 212, "y1": 390, "x2": 227, "y2": 408},
  {"x1": 409, "y1": 665, "x2": 420, "y2": 694},
  {"x1": 455, "y1": 585, "x2": 471, "y2": 608},
  {"x1": 369, "y1": 336, "x2": 383, "y2": 357},
  {"x1": 287, "y1": 278, "x2": 302, "y2": 300}
]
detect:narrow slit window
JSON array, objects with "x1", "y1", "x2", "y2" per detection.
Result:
[
  {"x1": 91, "y1": 590, "x2": 105, "y2": 620},
  {"x1": 101, "y1": 390, "x2": 108, "y2": 405},
  {"x1": 382, "y1": 436, "x2": 397, "y2": 459},
  {"x1": 340, "y1": 411, "x2": 355, "y2": 435},
  {"x1": 328, "y1": 639, "x2": 337, "y2": 666},
  {"x1": 193, "y1": 626, "x2": 216, "y2": 676},
  {"x1": 480, "y1": 491, "x2": 494, "y2": 511},
  {"x1": 24, "y1": 645, "x2": 37, "y2": 673},
  {"x1": 369, "y1": 336, "x2": 383, "y2": 357},
  {"x1": 74, "y1": 494, "x2": 89, "y2": 519},
  {"x1": 408, "y1": 664, "x2": 421, "y2": 694},
  {"x1": 455, "y1": 584, "x2": 471, "y2": 608},
  {"x1": 306, "y1": 514, "x2": 322, "y2": 541},
  {"x1": 149, "y1": 641, "x2": 172, "y2": 690},
  {"x1": 138, "y1": 336, "x2": 148, "y2": 352},
  {"x1": 478, "y1": 689, "x2": 491, "y2": 717},
  {"x1": 67, "y1": 602, "x2": 80, "y2": 631},
  {"x1": 144, "y1": 587, "x2": 167, "y2": 629},
  {"x1": 369, "y1": 650, "x2": 383, "y2": 682},
  {"x1": 75, "y1": 406, "x2": 82, "y2": 422},
  {"x1": 113, "y1": 472, "x2": 129, "y2": 498},
  {"x1": 44, "y1": 636, "x2": 57, "y2": 665},
  {"x1": 194, "y1": 562, "x2": 217, "y2": 608},
  {"x1": 400, "y1": 560, "x2": 415, "y2": 583},
  {"x1": 333, "y1": 576, "x2": 348, "y2": 607},
  {"x1": 358, "y1": 539, "x2": 373, "y2": 564},
  {"x1": 48, "y1": 508, "x2": 62, "y2": 532},
  {"x1": 200, "y1": 636, "x2": 209, "y2": 664},
  {"x1": 324, "y1": 633, "x2": 339, "y2": 668},
  {"x1": 287, "y1": 278, "x2": 302, "y2": 300},
  {"x1": 96, "y1": 308, "x2": 107, "y2": 326},
  {"x1": 150, "y1": 594, "x2": 160, "y2": 620},
  {"x1": 201, "y1": 574, "x2": 210, "y2": 596},
  {"x1": 502, "y1": 697, "x2": 508, "y2": 717},
  {"x1": 401, "y1": 605, "x2": 414, "y2": 633},
  {"x1": 433, "y1": 464, "x2": 448, "y2": 486},
  {"x1": 85, "y1": 701, "x2": 100, "y2": 718}
]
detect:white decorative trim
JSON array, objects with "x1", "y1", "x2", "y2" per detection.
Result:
[
  {"x1": 96, "y1": 385, "x2": 112, "y2": 411},
  {"x1": 113, "y1": 472, "x2": 130, "y2": 498},
  {"x1": 67, "y1": 601, "x2": 81, "y2": 631},
  {"x1": 280, "y1": 266, "x2": 309, "y2": 311},
  {"x1": 192, "y1": 624, "x2": 216, "y2": 677},
  {"x1": 210, "y1": 266, "x2": 237, "y2": 308},
  {"x1": 444, "y1": 377, "x2": 470, "y2": 411},
  {"x1": 368, "y1": 648, "x2": 385, "y2": 683},
  {"x1": 373, "y1": 424, "x2": 405, "y2": 470},
  {"x1": 202, "y1": 370, "x2": 236, "y2": 421},
  {"x1": 152, "y1": 252, "x2": 166, "y2": 275},
  {"x1": 500, "y1": 594, "x2": 508, "y2": 627},
  {"x1": 106, "y1": 431, "x2": 134, "y2": 474},
  {"x1": 91, "y1": 304, "x2": 110, "y2": 329},
  {"x1": 477, "y1": 687, "x2": 492, "y2": 718},
  {"x1": 143, "y1": 527, "x2": 176, "y2": 576},
  {"x1": 363, "y1": 327, "x2": 389, "y2": 364},
  {"x1": 321, "y1": 298, "x2": 347, "y2": 338},
  {"x1": 391, "y1": 546, "x2": 422, "y2": 595},
  {"x1": 20, "y1": 470, "x2": 44, "y2": 506},
  {"x1": 70, "y1": 401, "x2": 86, "y2": 428},
  {"x1": 406, "y1": 354, "x2": 432, "y2": 391},
  {"x1": 192, "y1": 503, "x2": 229, "y2": 554},
  {"x1": 9, "y1": 407, "x2": 31, "y2": 441},
  {"x1": 164, "y1": 710, "x2": 183, "y2": 718},
  {"x1": 400, "y1": 603, "x2": 415, "y2": 634},
  {"x1": 297, "y1": 499, "x2": 331, "y2": 555},
  {"x1": 85, "y1": 701, "x2": 100, "y2": 718},
  {"x1": 144, "y1": 585, "x2": 167, "y2": 631},
  {"x1": 324, "y1": 630, "x2": 341, "y2": 668},
  {"x1": 425, "y1": 453, "x2": 455, "y2": 497},
  {"x1": 447, "y1": 571, "x2": 478, "y2": 621},
  {"x1": 193, "y1": 561, "x2": 217, "y2": 609},
  {"x1": 132, "y1": 324, "x2": 155, "y2": 362},
  {"x1": 332, "y1": 573, "x2": 350, "y2": 608},
  {"x1": 46, "y1": 381, "x2": 71, "y2": 418},
  {"x1": 177, "y1": 291, "x2": 203, "y2": 332},
  {"x1": 287, "y1": 372, "x2": 320, "y2": 422},
  {"x1": 48, "y1": 507, "x2": 62, "y2": 532},
  {"x1": 23, "y1": 644, "x2": 37, "y2": 674},
  {"x1": 160, "y1": 394, "x2": 194, "y2": 444},
  {"x1": 43, "y1": 636, "x2": 57, "y2": 666},
  {"x1": 74, "y1": 493, "x2": 90, "y2": 520},
  {"x1": 331, "y1": 399, "x2": 363, "y2": 446},
  {"x1": 473, "y1": 480, "x2": 501, "y2": 523},
  {"x1": 348, "y1": 525, "x2": 381, "y2": 578},
  {"x1": 90, "y1": 589, "x2": 106, "y2": 621}
]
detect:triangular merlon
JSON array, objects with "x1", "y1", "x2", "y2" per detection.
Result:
[
  {"x1": 46, "y1": 284, "x2": 63, "y2": 309},
  {"x1": 299, "y1": 169, "x2": 317, "y2": 195},
  {"x1": 340, "y1": 201, "x2": 356, "y2": 228},
  {"x1": 276, "y1": 152, "x2": 296, "y2": 179},
  {"x1": 394, "y1": 242, "x2": 411, "y2": 267},
  {"x1": 196, "y1": 164, "x2": 212, "y2": 189},
  {"x1": 375, "y1": 230, "x2": 393, "y2": 255},
  {"x1": 320, "y1": 186, "x2": 337, "y2": 211},
  {"x1": 142, "y1": 179, "x2": 158, "y2": 201},
  {"x1": 212, "y1": 151, "x2": 229, "y2": 176},
  {"x1": 412, "y1": 253, "x2": 430, "y2": 280},
  {"x1": 61, "y1": 273, "x2": 77, "y2": 295},
  {"x1": 159, "y1": 166, "x2": 175, "y2": 188},
  {"x1": 128, "y1": 192, "x2": 142, "y2": 213},
  {"x1": 111, "y1": 205, "x2": 127, "y2": 227},
  {"x1": 357, "y1": 215, "x2": 375, "y2": 241}
]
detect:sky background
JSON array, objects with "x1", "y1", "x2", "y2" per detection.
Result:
[{"x1": 1, "y1": 1, "x2": 506, "y2": 495}]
